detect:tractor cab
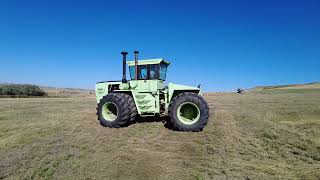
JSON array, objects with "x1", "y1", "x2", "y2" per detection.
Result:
[{"x1": 127, "y1": 59, "x2": 169, "y2": 81}]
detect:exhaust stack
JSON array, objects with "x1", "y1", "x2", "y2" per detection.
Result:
[
  {"x1": 134, "y1": 51, "x2": 139, "y2": 80},
  {"x1": 121, "y1": 51, "x2": 128, "y2": 83}
]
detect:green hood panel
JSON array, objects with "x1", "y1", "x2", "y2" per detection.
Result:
[{"x1": 95, "y1": 81, "x2": 122, "y2": 103}]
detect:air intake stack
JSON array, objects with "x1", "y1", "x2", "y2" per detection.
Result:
[
  {"x1": 134, "y1": 51, "x2": 139, "y2": 80},
  {"x1": 121, "y1": 51, "x2": 128, "y2": 83}
]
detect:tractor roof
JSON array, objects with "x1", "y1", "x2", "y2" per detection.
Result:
[{"x1": 126, "y1": 58, "x2": 170, "y2": 66}]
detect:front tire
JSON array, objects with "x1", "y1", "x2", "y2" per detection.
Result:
[
  {"x1": 168, "y1": 92, "x2": 209, "y2": 132},
  {"x1": 97, "y1": 93, "x2": 136, "y2": 128}
]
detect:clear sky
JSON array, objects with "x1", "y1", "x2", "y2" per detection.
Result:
[{"x1": 0, "y1": 0, "x2": 319, "y2": 92}]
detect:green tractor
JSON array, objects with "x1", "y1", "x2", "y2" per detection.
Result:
[{"x1": 95, "y1": 51, "x2": 209, "y2": 131}]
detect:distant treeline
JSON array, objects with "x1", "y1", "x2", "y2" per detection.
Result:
[{"x1": 0, "y1": 84, "x2": 46, "y2": 97}]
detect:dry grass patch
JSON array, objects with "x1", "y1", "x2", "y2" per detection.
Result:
[{"x1": 1, "y1": 89, "x2": 320, "y2": 179}]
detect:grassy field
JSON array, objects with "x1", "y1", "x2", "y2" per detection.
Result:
[
  {"x1": 1, "y1": 87, "x2": 320, "y2": 179},
  {"x1": 40, "y1": 86, "x2": 94, "y2": 98}
]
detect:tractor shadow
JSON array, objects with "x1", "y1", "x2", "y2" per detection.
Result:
[{"x1": 134, "y1": 116, "x2": 174, "y2": 130}]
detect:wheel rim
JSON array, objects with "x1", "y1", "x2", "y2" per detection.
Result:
[
  {"x1": 177, "y1": 102, "x2": 201, "y2": 125},
  {"x1": 102, "y1": 102, "x2": 118, "y2": 121}
]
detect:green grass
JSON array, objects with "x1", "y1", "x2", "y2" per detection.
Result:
[{"x1": 0, "y1": 90, "x2": 320, "y2": 179}]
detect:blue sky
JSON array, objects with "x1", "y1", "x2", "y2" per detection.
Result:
[{"x1": 0, "y1": 0, "x2": 319, "y2": 92}]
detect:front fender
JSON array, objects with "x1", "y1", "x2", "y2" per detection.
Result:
[{"x1": 95, "y1": 81, "x2": 122, "y2": 103}]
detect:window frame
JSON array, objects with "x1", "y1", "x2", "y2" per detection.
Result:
[{"x1": 129, "y1": 63, "x2": 167, "y2": 80}]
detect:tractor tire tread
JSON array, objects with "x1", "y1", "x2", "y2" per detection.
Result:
[
  {"x1": 168, "y1": 92, "x2": 210, "y2": 132},
  {"x1": 97, "y1": 93, "x2": 132, "y2": 128},
  {"x1": 120, "y1": 93, "x2": 138, "y2": 122}
]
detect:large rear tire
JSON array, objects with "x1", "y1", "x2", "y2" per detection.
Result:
[
  {"x1": 168, "y1": 92, "x2": 209, "y2": 132},
  {"x1": 121, "y1": 93, "x2": 138, "y2": 122},
  {"x1": 97, "y1": 93, "x2": 137, "y2": 128}
]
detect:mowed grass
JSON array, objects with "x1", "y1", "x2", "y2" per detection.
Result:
[{"x1": 1, "y1": 90, "x2": 320, "y2": 179}]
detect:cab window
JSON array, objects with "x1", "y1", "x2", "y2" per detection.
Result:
[
  {"x1": 149, "y1": 64, "x2": 159, "y2": 79},
  {"x1": 159, "y1": 63, "x2": 167, "y2": 80},
  {"x1": 129, "y1": 65, "x2": 148, "y2": 80},
  {"x1": 129, "y1": 64, "x2": 167, "y2": 80},
  {"x1": 138, "y1": 65, "x2": 147, "y2": 79}
]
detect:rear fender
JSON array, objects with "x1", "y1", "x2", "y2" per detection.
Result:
[{"x1": 167, "y1": 82, "x2": 200, "y2": 103}]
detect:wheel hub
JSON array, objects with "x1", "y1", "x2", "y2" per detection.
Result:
[
  {"x1": 102, "y1": 102, "x2": 118, "y2": 121},
  {"x1": 177, "y1": 102, "x2": 200, "y2": 125}
]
